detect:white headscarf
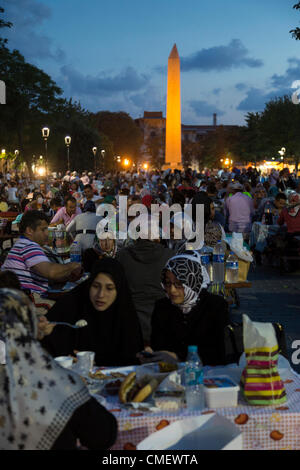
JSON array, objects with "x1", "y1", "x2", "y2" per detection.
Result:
[
  {"x1": 161, "y1": 250, "x2": 210, "y2": 314},
  {"x1": 0, "y1": 289, "x2": 90, "y2": 450}
]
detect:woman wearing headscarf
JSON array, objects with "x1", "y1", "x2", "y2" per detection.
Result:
[
  {"x1": 277, "y1": 192, "x2": 300, "y2": 235},
  {"x1": 191, "y1": 192, "x2": 225, "y2": 248},
  {"x1": 0, "y1": 288, "x2": 117, "y2": 450},
  {"x1": 82, "y1": 218, "x2": 118, "y2": 273},
  {"x1": 140, "y1": 251, "x2": 229, "y2": 366},
  {"x1": 276, "y1": 192, "x2": 300, "y2": 270},
  {"x1": 41, "y1": 258, "x2": 143, "y2": 367}
]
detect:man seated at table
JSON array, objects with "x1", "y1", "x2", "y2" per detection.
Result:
[
  {"x1": 1, "y1": 210, "x2": 82, "y2": 294},
  {"x1": 256, "y1": 192, "x2": 287, "y2": 223},
  {"x1": 49, "y1": 195, "x2": 81, "y2": 227},
  {"x1": 80, "y1": 184, "x2": 103, "y2": 208},
  {"x1": 224, "y1": 182, "x2": 254, "y2": 236}
]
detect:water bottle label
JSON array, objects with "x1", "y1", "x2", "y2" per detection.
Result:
[
  {"x1": 70, "y1": 254, "x2": 81, "y2": 263},
  {"x1": 200, "y1": 255, "x2": 210, "y2": 265},
  {"x1": 226, "y1": 262, "x2": 239, "y2": 269},
  {"x1": 213, "y1": 254, "x2": 225, "y2": 263},
  {"x1": 186, "y1": 368, "x2": 203, "y2": 386}
]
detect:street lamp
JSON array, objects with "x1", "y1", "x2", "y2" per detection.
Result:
[
  {"x1": 42, "y1": 127, "x2": 50, "y2": 175},
  {"x1": 65, "y1": 136, "x2": 71, "y2": 171},
  {"x1": 278, "y1": 147, "x2": 286, "y2": 165},
  {"x1": 92, "y1": 147, "x2": 97, "y2": 172},
  {"x1": 101, "y1": 149, "x2": 105, "y2": 173}
]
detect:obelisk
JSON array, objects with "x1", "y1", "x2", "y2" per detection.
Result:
[{"x1": 163, "y1": 44, "x2": 182, "y2": 170}]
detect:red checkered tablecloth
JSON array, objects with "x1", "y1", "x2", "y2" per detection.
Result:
[{"x1": 103, "y1": 367, "x2": 300, "y2": 450}]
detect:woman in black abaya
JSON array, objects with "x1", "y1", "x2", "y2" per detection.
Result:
[{"x1": 41, "y1": 258, "x2": 144, "y2": 367}]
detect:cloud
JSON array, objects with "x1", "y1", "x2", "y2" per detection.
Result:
[
  {"x1": 130, "y1": 86, "x2": 165, "y2": 111},
  {"x1": 235, "y1": 82, "x2": 248, "y2": 91},
  {"x1": 189, "y1": 100, "x2": 225, "y2": 117},
  {"x1": 213, "y1": 88, "x2": 222, "y2": 95},
  {"x1": 59, "y1": 65, "x2": 149, "y2": 97},
  {"x1": 2, "y1": 0, "x2": 66, "y2": 63},
  {"x1": 270, "y1": 58, "x2": 300, "y2": 89},
  {"x1": 180, "y1": 39, "x2": 263, "y2": 72},
  {"x1": 237, "y1": 87, "x2": 292, "y2": 112}
]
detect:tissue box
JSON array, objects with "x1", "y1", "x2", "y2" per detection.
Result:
[{"x1": 137, "y1": 414, "x2": 243, "y2": 450}]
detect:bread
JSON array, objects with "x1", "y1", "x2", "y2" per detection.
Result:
[
  {"x1": 119, "y1": 372, "x2": 158, "y2": 403},
  {"x1": 119, "y1": 372, "x2": 136, "y2": 403},
  {"x1": 132, "y1": 378, "x2": 158, "y2": 402}
]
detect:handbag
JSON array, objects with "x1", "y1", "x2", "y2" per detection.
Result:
[{"x1": 224, "y1": 321, "x2": 288, "y2": 365}]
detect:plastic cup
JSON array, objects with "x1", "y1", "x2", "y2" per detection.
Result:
[
  {"x1": 54, "y1": 356, "x2": 73, "y2": 369},
  {"x1": 76, "y1": 351, "x2": 95, "y2": 375}
]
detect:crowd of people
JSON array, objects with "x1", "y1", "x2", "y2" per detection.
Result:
[{"x1": 0, "y1": 164, "x2": 299, "y2": 450}]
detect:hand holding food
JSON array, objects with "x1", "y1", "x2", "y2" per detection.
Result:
[{"x1": 37, "y1": 316, "x2": 56, "y2": 340}]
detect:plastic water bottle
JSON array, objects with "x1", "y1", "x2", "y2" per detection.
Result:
[
  {"x1": 55, "y1": 225, "x2": 66, "y2": 254},
  {"x1": 213, "y1": 240, "x2": 225, "y2": 283},
  {"x1": 225, "y1": 251, "x2": 239, "y2": 283},
  {"x1": 184, "y1": 345, "x2": 205, "y2": 410},
  {"x1": 263, "y1": 201, "x2": 273, "y2": 225},
  {"x1": 200, "y1": 244, "x2": 213, "y2": 282},
  {"x1": 70, "y1": 241, "x2": 81, "y2": 263}
]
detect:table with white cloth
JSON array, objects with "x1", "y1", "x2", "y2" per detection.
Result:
[
  {"x1": 92, "y1": 360, "x2": 300, "y2": 451},
  {"x1": 250, "y1": 222, "x2": 281, "y2": 253}
]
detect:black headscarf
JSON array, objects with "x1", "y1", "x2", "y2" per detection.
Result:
[
  {"x1": 191, "y1": 192, "x2": 212, "y2": 225},
  {"x1": 41, "y1": 259, "x2": 144, "y2": 366}
]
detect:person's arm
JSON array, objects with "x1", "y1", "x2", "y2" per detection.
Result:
[
  {"x1": 32, "y1": 261, "x2": 82, "y2": 282},
  {"x1": 66, "y1": 217, "x2": 76, "y2": 234},
  {"x1": 277, "y1": 209, "x2": 285, "y2": 226},
  {"x1": 49, "y1": 208, "x2": 64, "y2": 226},
  {"x1": 51, "y1": 397, "x2": 117, "y2": 450}
]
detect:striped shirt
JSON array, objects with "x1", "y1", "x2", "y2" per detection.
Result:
[{"x1": 2, "y1": 236, "x2": 50, "y2": 293}]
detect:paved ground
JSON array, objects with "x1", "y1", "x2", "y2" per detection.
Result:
[{"x1": 230, "y1": 263, "x2": 300, "y2": 373}]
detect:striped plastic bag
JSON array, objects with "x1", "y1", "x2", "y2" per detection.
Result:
[{"x1": 240, "y1": 314, "x2": 287, "y2": 406}]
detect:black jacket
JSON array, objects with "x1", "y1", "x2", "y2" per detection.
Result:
[
  {"x1": 150, "y1": 290, "x2": 229, "y2": 366},
  {"x1": 116, "y1": 240, "x2": 174, "y2": 344},
  {"x1": 41, "y1": 259, "x2": 144, "y2": 367}
]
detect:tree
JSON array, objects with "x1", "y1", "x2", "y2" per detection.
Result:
[
  {"x1": 92, "y1": 111, "x2": 143, "y2": 167},
  {"x1": 290, "y1": 2, "x2": 300, "y2": 40},
  {"x1": 0, "y1": 44, "x2": 64, "y2": 173},
  {"x1": 146, "y1": 133, "x2": 164, "y2": 169},
  {"x1": 0, "y1": 6, "x2": 12, "y2": 47},
  {"x1": 260, "y1": 96, "x2": 300, "y2": 171}
]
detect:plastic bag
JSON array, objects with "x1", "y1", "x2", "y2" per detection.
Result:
[
  {"x1": 240, "y1": 314, "x2": 287, "y2": 406},
  {"x1": 228, "y1": 233, "x2": 253, "y2": 262}
]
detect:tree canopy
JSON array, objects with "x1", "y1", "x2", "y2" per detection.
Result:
[{"x1": 290, "y1": 2, "x2": 300, "y2": 40}]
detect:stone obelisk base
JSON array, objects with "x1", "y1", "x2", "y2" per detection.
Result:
[{"x1": 162, "y1": 161, "x2": 183, "y2": 171}]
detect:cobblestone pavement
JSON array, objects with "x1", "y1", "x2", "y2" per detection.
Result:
[{"x1": 230, "y1": 264, "x2": 300, "y2": 373}]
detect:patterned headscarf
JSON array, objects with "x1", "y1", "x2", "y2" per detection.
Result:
[
  {"x1": 0, "y1": 289, "x2": 90, "y2": 450},
  {"x1": 161, "y1": 250, "x2": 210, "y2": 314},
  {"x1": 287, "y1": 192, "x2": 300, "y2": 217}
]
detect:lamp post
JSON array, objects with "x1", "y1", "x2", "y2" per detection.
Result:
[
  {"x1": 101, "y1": 149, "x2": 105, "y2": 173},
  {"x1": 65, "y1": 136, "x2": 71, "y2": 171},
  {"x1": 92, "y1": 147, "x2": 97, "y2": 173},
  {"x1": 42, "y1": 127, "x2": 50, "y2": 175}
]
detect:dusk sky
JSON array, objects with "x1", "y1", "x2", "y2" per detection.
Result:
[{"x1": 2, "y1": 0, "x2": 300, "y2": 126}]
